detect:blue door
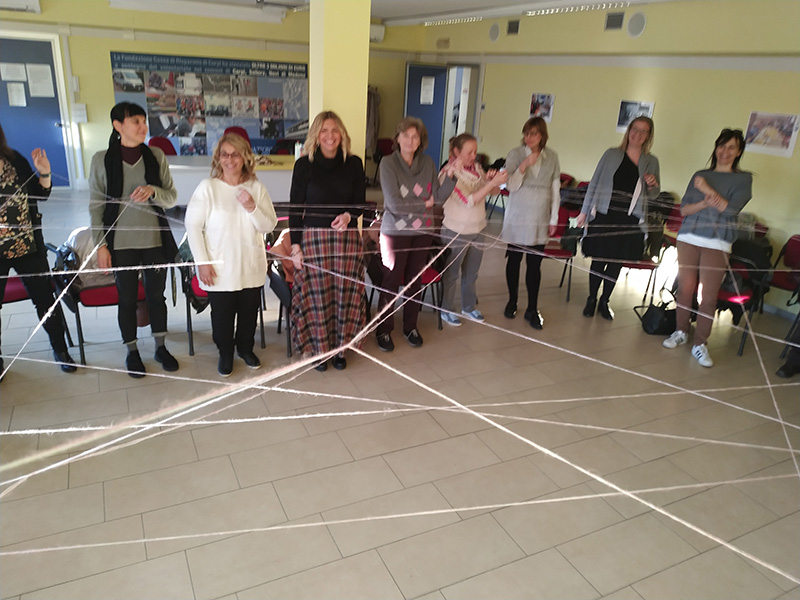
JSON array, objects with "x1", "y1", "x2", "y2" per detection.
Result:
[
  {"x1": 404, "y1": 64, "x2": 447, "y2": 168},
  {"x1": 0, "y1": 37, "x2": 70, "y2": 186}
]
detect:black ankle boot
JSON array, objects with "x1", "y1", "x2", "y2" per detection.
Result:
[
  {"x1": 598, "y1": 298, "x2": 615, "y2": 321},
  {"x1": 504, "y1": 301, "x2": 517, "y2": 319},
  {"x1": 582, "y1": 296, "x2": 597, "y2": 317}
]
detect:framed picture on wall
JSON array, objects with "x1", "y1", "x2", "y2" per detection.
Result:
[
  {"x1": 745, "y1": 111, "x2": 799, "y2": 158},
  {"x1": 616, "y1": 100, "x2": 654, "y2": 132},
  {"x1": 529, "y1": 93, "x2": 555, "y2": 122}
]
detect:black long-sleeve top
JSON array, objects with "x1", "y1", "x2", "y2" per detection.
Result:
[{"x1": 288, "y1": 149, "x2": 366, "y2": 246}]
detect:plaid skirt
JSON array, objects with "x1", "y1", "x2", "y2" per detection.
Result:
[{"x1": 291, "y1": 228, "x2": 367, "y2": 356}]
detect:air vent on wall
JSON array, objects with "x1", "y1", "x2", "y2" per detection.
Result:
[
  {"x1": 507, "y1": 20, "x2": 520, "y2": 35},
  {"x1": 605, "y1": 12, "x2": 625, "y2": 30}
]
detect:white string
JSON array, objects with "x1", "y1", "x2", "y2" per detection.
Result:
[{"x1": 1, "y1": 472, "x2": 796, "y2": 561}]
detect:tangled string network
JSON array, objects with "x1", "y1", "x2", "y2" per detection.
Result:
[{"x1": 1, "y1": 166, "x2": 799, "y2": 595}]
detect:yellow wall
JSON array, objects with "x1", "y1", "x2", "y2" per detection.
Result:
[
  {"x1": 367, "y1": 53, "x2": 408, "y2": 141},
  {"x1": 418, "y1": 0, "x2": 800, "y2": 56}
]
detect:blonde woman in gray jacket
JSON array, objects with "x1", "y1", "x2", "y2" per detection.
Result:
[{"x1": 576, "y1": 116, "x2": 660, "y2": 320}]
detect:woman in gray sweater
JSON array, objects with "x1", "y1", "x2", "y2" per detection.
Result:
[
  {"x1": 376, "y1": 117, "x2": 455, "y2": 351},
  {"x1": 663, "y1": 128, "x2": 752, "y2": 368}
]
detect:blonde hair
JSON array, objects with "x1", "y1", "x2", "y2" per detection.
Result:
[
  {"x1": 302, "y1": 111, "x2": 351, "y2": 162},
  {"x1": 619, "y1": 116, "x2": 655, "y2": 155},
  {"x1": 210, "y1": 133, "x2": 256, "y2": 182}
]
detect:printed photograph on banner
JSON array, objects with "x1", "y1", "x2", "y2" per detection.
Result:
[
  {"x1": 176, "y1": 73, "x2": 203, "y2": 97},
  {"x1": 616, "y1": 100, "x2": 654, "y2": 132},
  {"x1": 745, "y1": 111, "x2": 799, "y2": 158},
  {"x1": 529, "y1": 93, "x2": 555, "y2": 122},
  {"x1": 232, "y1": 75, "x2": 258, "y2": 96},
  {"x1": 260, "y1": 97, "x2": 284, "y2": 120},
  {"x1": 205, "y1": 116, "x2": 235, "y2": 152},
  {"x1": 112, "y1": 69, "x2": 144, "y2": 92},
  {"x1": 145, "y1": 71, "x2": 177, "y2": 115},
  {"x1": 283, "y1": 78, "x2": 309, "y2": 120},
  {"x1": 284, "y1": 119, "x2": 308, "y2": 141},
  {"x1": 202, "y1": 74, "x2": 233, "y2": 94},
  {"x1": 179, "y1": 136, "x2": 207, "y2": 156},
  {"x1": 259, "y1": 117, "x2": 284, "y2": 139},
  {"x1": 232, "y1": 96, "x2": 258, "y2": 118},
  {"x1": 206, "y1": 92, "x2": 231, "y2": 117}
]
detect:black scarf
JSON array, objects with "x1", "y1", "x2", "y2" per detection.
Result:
[{"x1": 102, "y1": 142, "x2": 176, "y2": 259}]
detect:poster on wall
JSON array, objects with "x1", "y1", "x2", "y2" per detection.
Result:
[
  {"x1": 745, "y1": 111, "x2": 799, "y2": 158},
  {"x1": 616, "y1": 100, "x2": 653, "y2": 132},
  {"x1": 110, "y1": 51, "x2": 308, "y2": 157},
  {"x1": 529, "y1": 93, "x2": 554, "y2": 122}
]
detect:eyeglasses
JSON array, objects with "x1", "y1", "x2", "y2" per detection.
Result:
[
  {"x1": 721, "y1": 128, "x2": 744, "y2": 136},
  {"x1": 219, "y1": 151, "x2": 242, "y2": 160},
  {"x1": 630, "y1": 126, "x2": 650, "y2": 135}
]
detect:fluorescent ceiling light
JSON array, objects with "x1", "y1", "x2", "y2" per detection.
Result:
[{"x1": 107, "y1": 0, "x2": 287, "y2": 23}]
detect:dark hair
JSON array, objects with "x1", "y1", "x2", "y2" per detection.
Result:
[
  {"x1": 108, "y1": 102, "x2": 147, "y2": 146},
  {"x1": 393, "y1": 116, "x2": 428, "y2": 156},
  {"x1": 521, "y1": 117, "x2": 548, "y2": 150},
  {"x1": 0, "y1": 122, "x2": 14, "y2": 161},
  {"x1": 448, "y1": 133, "x2": 476, "y2": 155},
  {"x1": 709, "y1": 128, "x2": 745, "y2": 171}
]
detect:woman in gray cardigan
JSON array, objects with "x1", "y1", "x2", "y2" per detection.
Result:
[{"x1": 576, "y1": 116, "x2": 660, "y2": 320}]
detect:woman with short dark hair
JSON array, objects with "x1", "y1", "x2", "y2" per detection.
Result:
[{"x1": 89, "y1": 102, "x2": 179, "y2": 377}]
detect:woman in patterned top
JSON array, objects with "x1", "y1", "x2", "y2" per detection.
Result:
[
  {"x1": 375, "y1": 117, "x2": 455, "y2": 351},
  {"x1": 438, "y1": 134, "x2": 507, "y2": 326},
  {"x1": 0, "y1": 122, "x2": 76, "y2": 381}
]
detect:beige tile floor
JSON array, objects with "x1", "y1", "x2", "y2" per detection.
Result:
[{"x1": 1, "y1": 189, "x2": 799, "y2": 599}]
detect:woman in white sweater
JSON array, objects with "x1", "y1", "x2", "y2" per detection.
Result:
[{"x1": 185, "y1": 132, "x2": 277, "y2": 376}]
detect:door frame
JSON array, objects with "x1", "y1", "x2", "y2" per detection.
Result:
[{"x1": 1, "y1": 27, "x2": 80, "y2": 188}]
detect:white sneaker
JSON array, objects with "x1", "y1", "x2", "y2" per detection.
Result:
[
  {"x1": 442, "y1": 312, "x2": 462, "y2": 327},
  {"x1": 461, "y1": 309, "x2": 485, "y2": 322},
  {"x1": 691, "y1": 344, "x2": 714, "y2": 368},
  {"x1": 663, "y1": 330, "x2": 688, "y2": 349}
]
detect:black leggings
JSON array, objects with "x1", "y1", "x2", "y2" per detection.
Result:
[
  {"x1": 588, "y1": 260, "x2": 623, "y2": 301},
  {"x1": 505, "y1": 245, "x2": 545, "y2": 311}
]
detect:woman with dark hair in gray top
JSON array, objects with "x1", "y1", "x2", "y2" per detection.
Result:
[
  {"x1": 663, "y1": 128, "x2": 752, "y2": 368},
  {"x1": 375, "y1": 117, "x2": 455, "y2": 351}
]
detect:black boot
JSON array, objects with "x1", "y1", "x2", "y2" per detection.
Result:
[
  {"x1": 582, "y1": 296, "x2": 597, "y2": 317},
  {"x1": 598, "y1": 298, "x2": 615, "y2": 321}
]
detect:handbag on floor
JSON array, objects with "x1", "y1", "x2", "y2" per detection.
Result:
[{"x1": 634, "y1": 289, "x2": 676, "y2": 335}]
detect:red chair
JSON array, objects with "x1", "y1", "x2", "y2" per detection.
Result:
[
  {"x1": 662, "y1": 205, "x2": 683, "y2": 249},
  {"x1": 224, "y1": 126, "x2": 251, "y2": 145},
  {"x1": 542, "y1": 204, "x2": 581, "y2": 301},
  {"x1": 560, "y1": 173, "x2": 575, "y2": 188},
  {"x1": 147, "y1": 137, "x2": 177, "y2": 156},
  {"x1": 717, "y1": 242, "x2": 772, "y2": 356},
  {"x1": 771, "y1": 234, "x2": 800, "y2": 358}
]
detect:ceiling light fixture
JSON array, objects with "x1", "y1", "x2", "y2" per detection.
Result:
[
  {"x1": 424, "y1": 16, "x2": 483, "y2": 27},
  {"x1": 526, "y1": 2, "x2": 630, "y2": 16}
]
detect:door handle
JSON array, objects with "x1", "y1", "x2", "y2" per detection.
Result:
[{"x1": 55, "y1": 122, "x2": 64, "y2": 128}]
